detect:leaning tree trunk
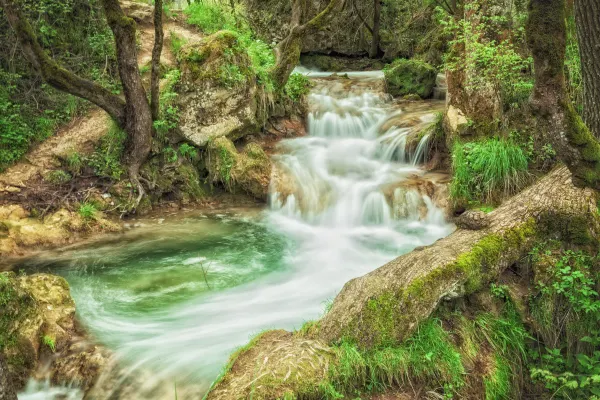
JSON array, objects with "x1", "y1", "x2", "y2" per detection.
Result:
[
  {"x1": 206, "y1": 166, "x2": 599, "y2": 399},
  {"x1": 527, "y1": 0, "x2": 600, "y2": 190},
  {"x1": 271, "y1": 0, "x2": 344, "y2": 89},
  {"x1": 574, "y1": 0, "x2": 600, "y2": 138},
  {"x1": 0, "y1": 353, "x2": 17, "y2": 400},
  {"x1": 101, "y1": 0, "x2": 153, "y2": 201}
]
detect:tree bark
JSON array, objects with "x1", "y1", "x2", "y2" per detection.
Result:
[
  {"x1": 574, "y1": 0, "x2": 600, "y2": 138},
  {"x1": 369, "y1": 0, "x2": 381, "y2": 58},
  {"x1": 0, "y1": 353, "x2": 17, "y2": 400},
  {"x1": 271, "y1": 0, "x2": 345, "y2": 89},
  {"x1": 527, "y1": 0, "x2": 600, "y2": 190},
  {"x1": 151, "y1": 0, "x2": 164, "y2": 121},
  {"x1": 206, "y1": 166, "x2": 599, "y2": 398},
  {"x1": 101, "y1": 0, "x2": 153, "y2": 200},
  {"x1": 0, "y1": 0, "x2": 126, "y2": 125}
]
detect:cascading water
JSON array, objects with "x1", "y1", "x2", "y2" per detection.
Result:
[{"x1": 17, "y1": 72, "x2": 453, "y2": 399}]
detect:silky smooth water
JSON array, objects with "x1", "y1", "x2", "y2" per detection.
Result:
[{"x1": 18, "y1": 73, "x2": 453, "y2": 399}]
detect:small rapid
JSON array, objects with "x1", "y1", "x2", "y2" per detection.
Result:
[{"x1": 17, "y1": 72, "x2": 453, "y2": 399}]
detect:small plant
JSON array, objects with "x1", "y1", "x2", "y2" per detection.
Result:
[
  {"x1": 78, "y1": 202, "x2": 98, "y2": 221},
  {"x1": 169, "y1": 32, "x2": 187, "y2": 59},
  {"x1": 44, "y1": 170, "x2": 72, "y2": 185},
  {"x1": 178, "y1": 143, "x2": 198, "y2": 161},
  {"x1": 42, "y1": 335, "x2": 56, "y2": 352},
  {"x1": 284, "y1": 73, "x2": 312, "y2": 101}
]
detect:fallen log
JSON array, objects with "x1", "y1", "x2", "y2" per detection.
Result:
[{"x1": 207, "y1": 166, "x2": 599, "y2": 399}]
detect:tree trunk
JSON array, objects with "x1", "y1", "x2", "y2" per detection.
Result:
[
  {"x1": 206, "y1": 166, "x2": 599, "y2": 398},
  {"x1": 2, "y1": 0, "x2": 156, "y2": 203},
  {"x1": 151, "y1": 0, "x2": 164, "y2": 121},
  {"x1": 369, "y1": 0, "x2": 381, "y2": 58},
  {"x1": 0, "y1": 353, "x2": 17, "y2": 400},
  {"x1": 271, "y1": 0, "x2": 345, "y2": 89},
  {"x1": 101, "y1": 0, "x2": 153, "y2": 200},
  {"x1": 574, "y1": 0, "x2": 600, "y2": 138},
  {"x1": 527, "y1": 0, "x2": 600, "y2": 190}
]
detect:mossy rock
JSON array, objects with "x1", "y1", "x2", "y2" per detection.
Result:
[
  {"x1": 0, "y1": 272, "x2": 76, "y2": 389},
  {"x1": 176, "y1": 31, "x2": 260, "y2": 148},
  {"x1": 384, "y1": 59, "x2": 437, "y2": 99},
  {"x1": 206, "y1": 137, "x2": 272, "y2": 200}
]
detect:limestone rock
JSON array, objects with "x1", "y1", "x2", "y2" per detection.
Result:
[
  {"x1": 176, "y1": 31, "x2": 260, "y2": 147},
  {"x1": 120, "y1": 0, "x2": 153, "y2": 25},
  {"x1": 384, "y1": 59, "x2": 437, "y2": 99},
  {"x1": 206, "y1": 137, "x2": 272, "y2": 200}
]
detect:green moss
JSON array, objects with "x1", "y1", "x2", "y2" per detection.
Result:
[{"x1": 384, "y1": 59, "x2": 437, "y2": 99}]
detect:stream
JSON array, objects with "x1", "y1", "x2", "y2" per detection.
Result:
[{"x1": 16, "y1": 71, "x2": 454, "y2": 399}]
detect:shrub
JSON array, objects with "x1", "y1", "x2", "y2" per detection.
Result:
[
  {"x1": 284, "y1": 73, "x2": 312, "y2": 101},
  {"x1": 450, "y1": 138, "x2": 528, "y2": 204}
]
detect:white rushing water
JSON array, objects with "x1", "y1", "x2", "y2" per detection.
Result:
[{"x1": 19, "y1": 73, "x2": 453, "y2": 399}]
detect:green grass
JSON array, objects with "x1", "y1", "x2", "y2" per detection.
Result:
[
  {"x1": 450, "y1": 138, "x2": 529, "y2": 204},
  {"x1": 327, "y1": 319, "x2": 465, "y2": 397}
]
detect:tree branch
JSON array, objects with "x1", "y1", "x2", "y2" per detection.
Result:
[
  {"x1": 0, "y1": 0, "x2": 127, "y2": 125},
  {"x1": 352, "y1": 0, "x2": 373, "y2": 34}
]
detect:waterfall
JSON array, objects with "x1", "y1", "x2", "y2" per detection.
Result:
[{"x1": 17, "y1": 72, "x2": 454, "y2": 400}]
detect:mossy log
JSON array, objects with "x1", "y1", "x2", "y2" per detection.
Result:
[{"x1": 206, "y1": 166, "x2": 599, "y2": 399}]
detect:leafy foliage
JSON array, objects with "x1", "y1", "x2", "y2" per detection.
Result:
[
  {"x1": 284, "y1": 73, "x2": 312, "y2": 101},
  {"x1": 437, "y1": 1, "x2": 533, "y2": 110},
  {"x1": 87, "y1": 123, "x2": 126, "y2": 180},
  {"x1": 0, "y1": 0, "x2": 118, "y2": 170},
  {"x1": 529, "y1": 246, "x2": 600, "y2": 399},
  {"x1": 450, "y1": 139, "x2": 529, "y2": 204}
]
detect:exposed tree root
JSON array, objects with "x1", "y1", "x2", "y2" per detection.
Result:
[{"x1": 206, "y1": 166, "x2": 599, "y2": 399}]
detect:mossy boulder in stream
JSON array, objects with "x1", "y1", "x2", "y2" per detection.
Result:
[
  {"x1": 384, "y1": 59, "x2": 437, "y2": 99},
  {"x1": 176, "y1": 31, "x2": 260, "y2": 147},
  {"x1": 206, "y1": 137, "x2": 272, "y2": 200}
]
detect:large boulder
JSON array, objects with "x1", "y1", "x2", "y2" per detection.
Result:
[
  {"x1": 384, "y1": 59, "x2": 437, "y2": 99},
  {"x1": 176, "y1": 31, "x2": 260, "y2": 147},
  {"x1": 206, "y1": 137, "x2": 272, "y2": 200}
]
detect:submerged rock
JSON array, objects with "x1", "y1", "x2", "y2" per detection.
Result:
[
  {"x1": 384, "y1": 59, "x2": 437, "y2": 99},
  {"x1": 206, "y1": 137, "x2": 272, "y2": 200},
  {"x1": 177, "y1": 31, "x2": 260, "y2": 147}
]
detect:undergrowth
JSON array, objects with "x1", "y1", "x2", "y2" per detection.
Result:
[
  {"x1": 529, "y1": 243, "x2": 600, "y2": 399},
  {"x1": 450, "y1": 138, "x2": 528, "y2": 205}
]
